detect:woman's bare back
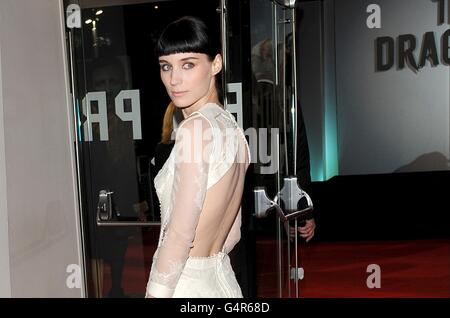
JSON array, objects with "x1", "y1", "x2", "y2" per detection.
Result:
[{"x1": 190, "y1": 135, "x2": 249, "y2": 256}]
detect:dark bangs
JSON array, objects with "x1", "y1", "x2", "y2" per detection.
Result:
[{"x1": 156, "y1": 16, "x2": 219, "y2": 60}]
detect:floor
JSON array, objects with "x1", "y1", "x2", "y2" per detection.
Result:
[
  {"x1": 256, "y1": 238, "x2": 450, "y2": 298},
  {"x1": 99, "y1": 232, "x2": 450, "y2": 298}
]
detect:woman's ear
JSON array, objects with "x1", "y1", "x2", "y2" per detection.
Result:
[{"x1": 212, "y1": 54, "x2": 223, "y2": 76}]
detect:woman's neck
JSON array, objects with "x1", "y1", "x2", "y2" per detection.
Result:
[{"x1": 181, "y1": 89, "x2": 219, "y2": 118}]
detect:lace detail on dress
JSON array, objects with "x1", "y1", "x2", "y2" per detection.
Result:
[
  {"x1": 146, "y1": 114, "x2": 212, "y2": 298},
  {"x1": 149, "y1": 257, "x2": 185, "y2": 286}
]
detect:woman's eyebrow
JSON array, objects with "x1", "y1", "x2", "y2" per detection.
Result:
[
  {"x1": 158, "y1": 57, "x2": 198, "y2": 64},
  {"x1": 180, "y1": 57, "x2": 199, "y2": 61}
]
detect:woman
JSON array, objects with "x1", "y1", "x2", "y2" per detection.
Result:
[{"x1": 145, "y1": 16, "x2": 251, "y2": 298}]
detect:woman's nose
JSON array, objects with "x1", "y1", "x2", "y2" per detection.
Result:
[{"x1": 170, "y1": 69, "x2": 182, "y2": 86}]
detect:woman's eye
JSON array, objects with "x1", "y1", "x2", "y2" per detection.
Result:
[
  {"x1": 183, "y1": 62, "x2": 194, "y2": 69},
  {"x1": 160, "y1": 64, "x2": 171, "y2": 71}
]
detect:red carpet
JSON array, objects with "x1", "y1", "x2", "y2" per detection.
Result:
[
  {"x1": 256, "y1": 238, "x2": 450, "y2": 298},
  {"x1": 99, "y1": 230, "x2": 450, "y2": 298}
]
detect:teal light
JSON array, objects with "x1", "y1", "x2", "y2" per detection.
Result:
[
  {"x1": 307, "y1": 100, "x2": 338, "y2": 182},
  {"x1": 324, "y1": 100, "x2": 338, "y2": 180},
  {"x1": 312, "y1": 163, "x2": 324, "y2": 182}
]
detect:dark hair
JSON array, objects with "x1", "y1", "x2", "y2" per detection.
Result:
[{"x1": 156, "y1": 16, "x2": 220, "y2": 60}]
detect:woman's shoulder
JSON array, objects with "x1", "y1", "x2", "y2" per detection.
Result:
[
  {"x1": 195, "y1": 102, "x2": 226, "y2": 118},
  {"x1": 179, "y1": 103, "x2": 224, "y2": 127},
  {"x1": 196, "y1": 103, "x2": 237, "y2": 126}
]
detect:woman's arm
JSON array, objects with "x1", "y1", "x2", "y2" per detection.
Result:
[{"x1": 146, "y1": 115, "x2": 212, "y2": 298}]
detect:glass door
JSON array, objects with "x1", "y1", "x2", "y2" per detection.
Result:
[
  {"x1": 63, "y1": 0, "x2": 223, "y2": 297},
  {"x1": 223, "y1": 0, "x2": 314, "y2": 297},
  {"x1": 63, "y1": 0, "x2": 312, "y2": 298}
]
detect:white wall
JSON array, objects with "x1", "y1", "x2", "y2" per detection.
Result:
[
  {"x1": 0, "y1": 24, "x2": 12, "y2": 298},
  {"x1": 335, "y1": 0, "x2": 450, "y2": 175},
  {"x1": 0, "y1": 0, "x2": 84, "y2": 297}
]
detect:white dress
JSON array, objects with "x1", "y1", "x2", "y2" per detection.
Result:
[{"x1": 145, "y1": 103, "x2": 251, "y2": 298}]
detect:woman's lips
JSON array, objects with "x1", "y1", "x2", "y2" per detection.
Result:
[{"x1": 171, "y1": 91, "x2": 187, "y2": 97}]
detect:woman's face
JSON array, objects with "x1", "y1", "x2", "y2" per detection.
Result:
[{"x1": 158, "y1": 52, "x2": 222, "y2": 110}]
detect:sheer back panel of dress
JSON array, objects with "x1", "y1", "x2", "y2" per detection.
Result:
[{"x1": 191, "y1": 111, "x2": 250, "y2": 256}]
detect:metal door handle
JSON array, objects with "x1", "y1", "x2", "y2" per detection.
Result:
[
  {"x1": 253, "y1": 176, "x2": 313, "y2": 223},
  {"x1": 97, "y1": 189, "x2": 114, "y2": 221}
]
